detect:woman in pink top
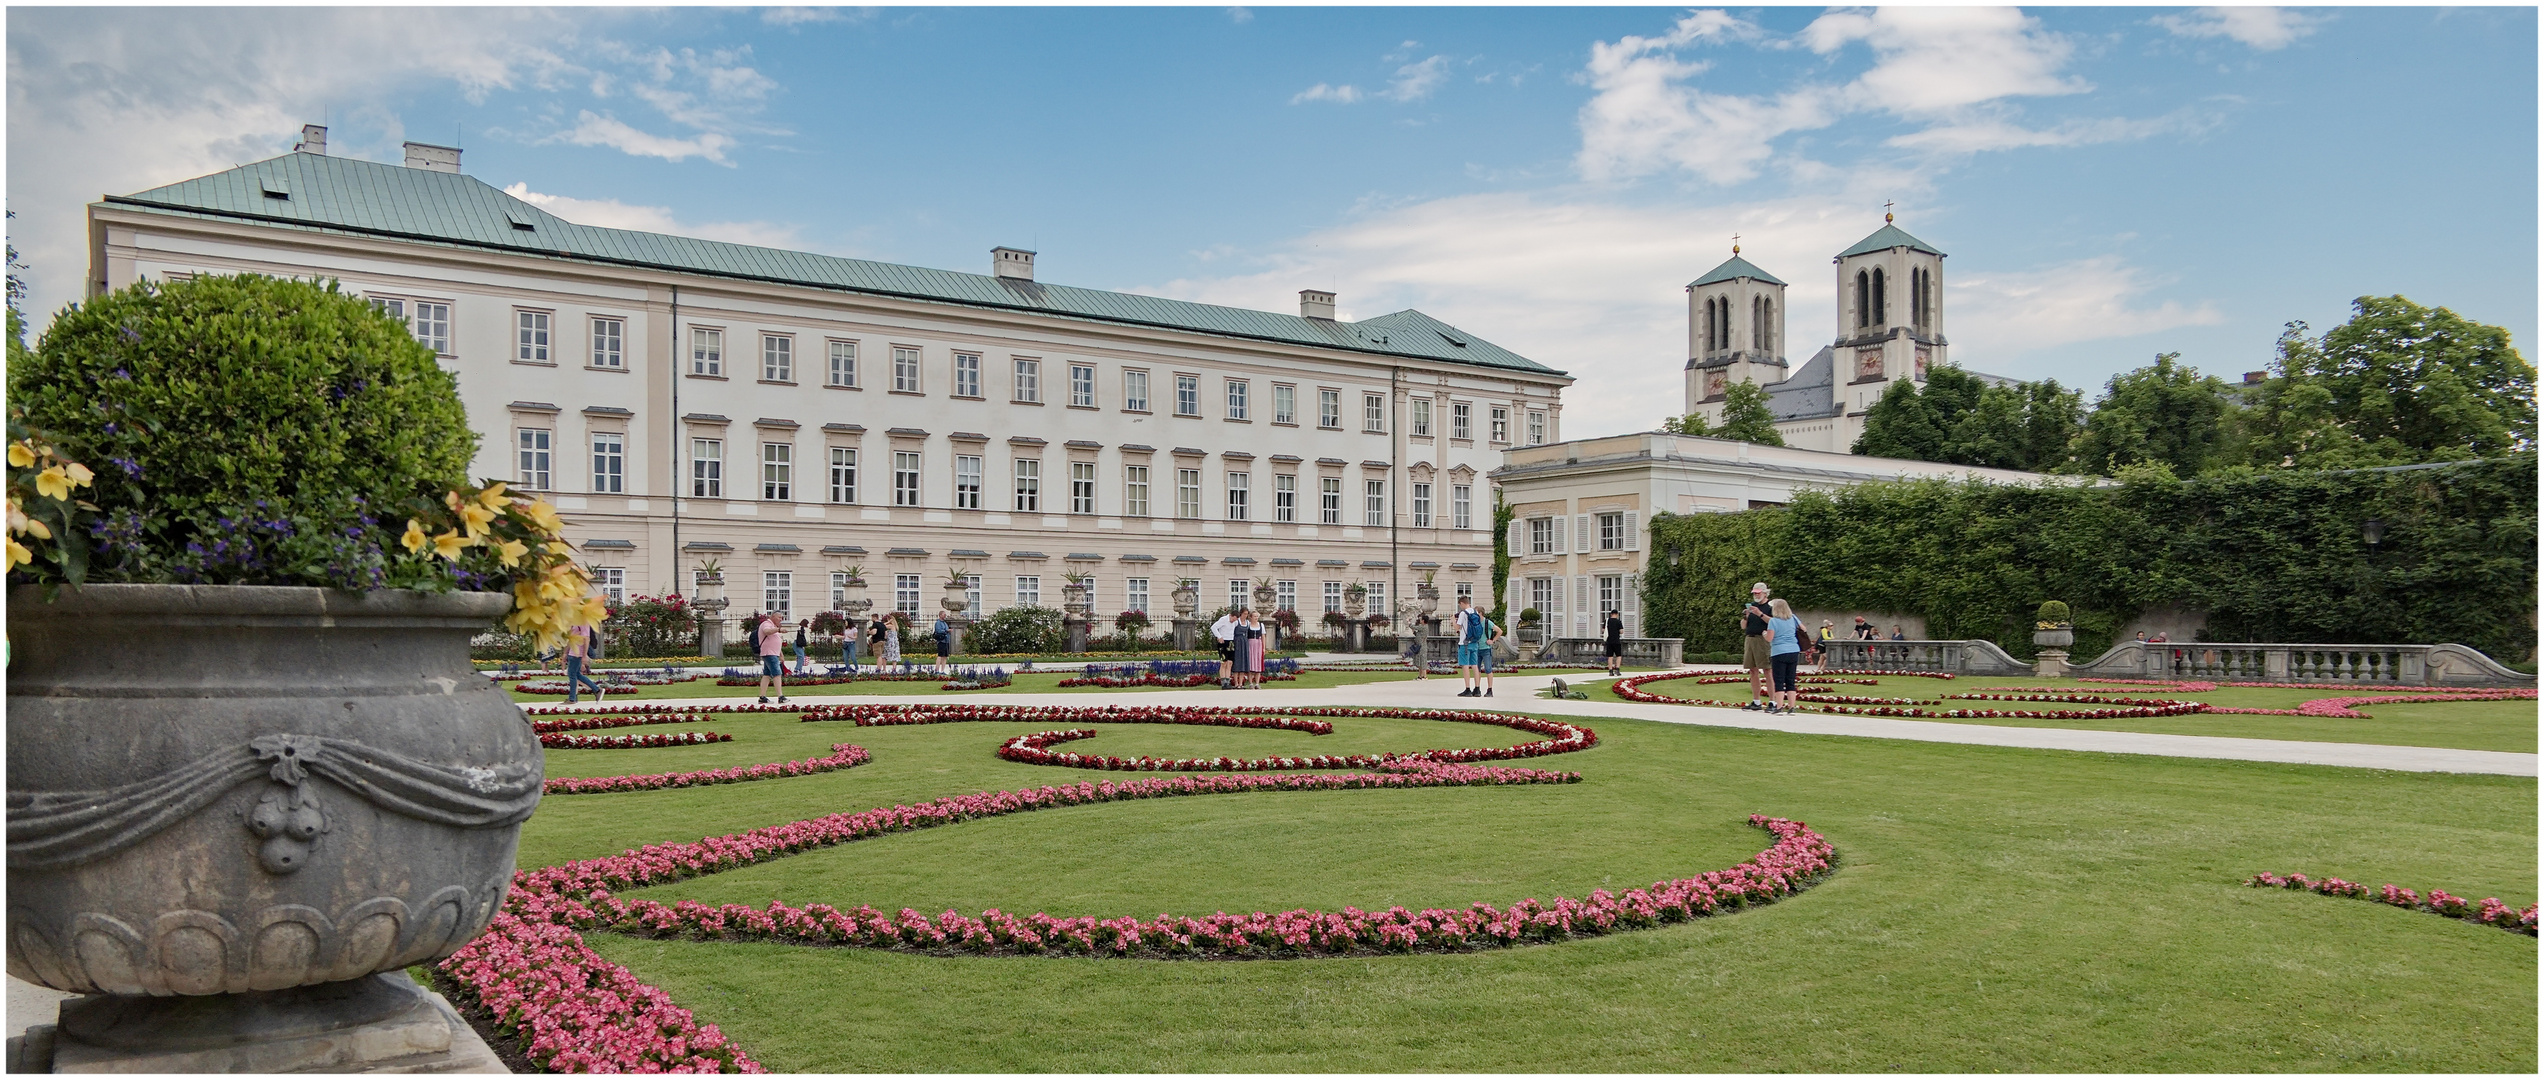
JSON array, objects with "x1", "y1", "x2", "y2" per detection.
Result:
[
  {"x1": 563, "y1": 623, "x2": 602, "y2": 704},
  {"x1": 755, "y1": 612, "x2": 788, "y2": 704}
]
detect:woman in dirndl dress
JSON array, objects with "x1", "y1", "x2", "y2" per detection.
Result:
[{"x1": 1244, "y1": 609, "x2": 1267, "y2": 687}]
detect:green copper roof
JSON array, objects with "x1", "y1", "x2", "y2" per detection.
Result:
[
  {"x1": 1838, "y1": 223, "x2": 1946, "y2": 259},
  {"x1": 103, "y1": 152, "x2": 1562, "y2": 377},
  {"x1": 1689, "y1": 254, "x2": 1787, "y2": 288}
]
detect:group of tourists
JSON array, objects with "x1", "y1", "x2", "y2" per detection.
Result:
[
  {"x1": 1738, "y1": 581, "x2": 1811, "y2": 714},
  {"x1": 1208, "y1": 609, "x2": 1274, "y2": 689}
]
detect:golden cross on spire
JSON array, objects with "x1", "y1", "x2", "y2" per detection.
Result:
[
  {"x1": 1884, "y1": 199, "x2": 1895, "y2": 224},
  {"x1": 1731, "y1": 233, "x2": 1741, "y2": 255}
]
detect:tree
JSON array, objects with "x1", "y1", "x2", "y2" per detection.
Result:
[
  {"x1": 2247, "y1": 297, "x2": 2535, "y2": 468},
  {"x1": 1657, "y1": 411, "x2": 1713, "y2": 436},
  {"x1": 1852, "y1": 367, "x2": 2082, "y2": 471},
  {"x1": 2062, "y1": 353, "x2": 2237, "y2": 477},
  {"x1": 1854, "y1": 379, "x2": 1944, "y2": 460},
  {"x1": 1715, "y1": 379, "x2": 1785, "y2": 446}
]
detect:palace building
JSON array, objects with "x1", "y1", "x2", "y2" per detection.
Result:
[
  {"x1": 86, "y1": 128, "x2": 1571, "y2": 624},
  {"x1": 1682, "y1": 216, "x2": 2012, "y2": 454}
]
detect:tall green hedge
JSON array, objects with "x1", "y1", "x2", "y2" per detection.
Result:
[{"x1": 1641, "y1": 456, "x2": 2537, "y2": 664}]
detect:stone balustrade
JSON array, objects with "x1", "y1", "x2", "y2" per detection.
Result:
[
  {"x1": 1540, "y1": 637, "x2": 1685, "y2": 668},
  {"x1": 2066, "y1": 641, "x2": 2529, "y2": 687},
  {"x1": 1820, "y1": 639, "x2": 2031, "y2": 676}
]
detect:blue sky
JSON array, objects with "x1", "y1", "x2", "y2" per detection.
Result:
[{"x1": 10, "y1": 6, "x2": 2535, "y2": 436}]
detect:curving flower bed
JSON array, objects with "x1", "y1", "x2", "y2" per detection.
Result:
[
  {"x1": 540, "y1": 730, "x2": 732, "y2": 750},
  {"x1": 1613, "y1": 671, "x2": 2200, "y2": 719},
  {"x1": 2207, "y1": 689, "x2": 2537, "y2": 717},
  {"x1": 2246, "y1": 872, "x2": 2536, "y2": 936},
  {"x1": 1057, "y1": 672, "x2": 1295, "y2": 688},
  {"x1": 801, "y1": 703, "x2": 1597, "y2": 768},
  {"x1": 530, "y1": 713, "x2": 718, "y2": 735},
  {"x1": 545, "y1": 744, "x2": 870, "y2": 796}
]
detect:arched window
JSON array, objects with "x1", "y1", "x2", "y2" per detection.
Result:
[
  {"x1": 1910, "y1": 268, "x2": 1924, "y2": 326},
  {"x1": 1762, "y1": 296, "x2": 1774, "y2": 354},
  {"x1": 1924, "y1": 270, "x2": 1936, "y2": 329},
  {"x1": 1700, "y1": 298, "x2": 1714, "y2": 355},
  {"x1": 1854, "y1": 271, "x2": 1869, "y2": 328},
  {"x1": 1870, "y1": 267, "x2": 1886, "y2": 326},
  {"x1": 1716, "y1": 297, "x2": 1730, "y2": 352}
]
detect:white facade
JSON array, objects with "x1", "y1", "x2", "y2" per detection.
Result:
[{"x1": 87, "y1": 140, "x2": 1571, "y2": 624}]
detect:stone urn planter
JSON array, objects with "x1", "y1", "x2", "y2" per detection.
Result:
[
  {"x1": 7, "y1": 584, "x2": 540, "y2": 1066},
  {"x1": 1251, "y1": 582, "x2": 1277, "y2": 611},
  {"x1": 1062, "y1": 582, "x2": 1092, "y2": 617},
  {"x1": 941, "y1": 582, "x2": 971, "y2": 619},
  {"x1": 2031, "y1": 625, "x2": 2075, "y2": 649},
  {"x1": 1416, "y1": 583, "x2": 1440, "y2": 619},
  {"x1": 1343, "y1": 591, "x2": 1367, "y2": 619},
  {"x1": 1169, "y1": 582, "x2": 1199, "y2": 619}
]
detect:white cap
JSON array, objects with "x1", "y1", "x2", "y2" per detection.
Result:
[{"x1": 1750, "y1": 582, "x2": 1770, "y2": 593}]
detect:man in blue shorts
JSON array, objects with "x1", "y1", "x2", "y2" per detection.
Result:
[{"x1": 1454, "y1": 595, "x2": 1494, "y2": 698}]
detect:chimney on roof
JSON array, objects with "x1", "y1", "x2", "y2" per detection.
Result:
[
  {"x1": 992, "y1": 247, "x2": 1036, "y2": 282},
  {"x1": 295, "y1": 125, "x2": 327, "y2": 155},
  {"x1": 402, "y1": 142, "x2": 462, "y2": 173},
  {"x1": 2243, "y1": 371, "x2": 2266, "y2": 385},
  {"x1": 1299, "y1": 289, "x2": 1336, "y2": 320}
]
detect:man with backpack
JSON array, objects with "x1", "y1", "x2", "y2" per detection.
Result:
[{"x1": 1453, "y1": 596, "x2": 1500, "y2": 698}]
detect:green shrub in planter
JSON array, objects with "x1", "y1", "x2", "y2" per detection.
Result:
[
  {"x1": 2035, "y1": 600, "x2": 2072, "y2": 626},
  {"x1": 971, "y1": 605, "x2": 1064, "y2": 654}
]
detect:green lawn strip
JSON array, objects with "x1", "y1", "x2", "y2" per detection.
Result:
[
  {"x1": 508, "y1": 669, "x2": 1414, "y2": 704},
  {"x1": 1584, "y1": 676, "x2": 2538, "y2": 754},
  {"x1": 573, "y1": 712, "x2": 2536, "y2": 1072}
]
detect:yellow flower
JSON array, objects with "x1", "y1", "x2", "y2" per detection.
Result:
[
  {"x1": 61, "y1": 462, "x2": 93, "y2": 488},
  {"x1": 401, "y1": 519, "x2": 429, "y2": 554},
  {"x1": 517, "y1": 498, "x2": 565, "y2": 536},
  {"x1": 34, "y1": 467, "x2": 71, "y2": 501},
  {"x1": 4, "y1": 537, "x2": 29, "y2": 572},
  {"x1": 494, "y1": 538, "x2": 529, "y2": 568},
  {"x1": 430, "y1": 530, "x2": 471, "y2": 561},
  {"x1": 20, "y1": 515, "x2": 49, "y2": 541},
  {"x1": 7, "y1": 443, "x2": 34, "y2": 468},
  {"x1": 576, "y1": 595, "x2": 609, "y2": 627},
  {"x1": 455, "y1": 501, "x2": 498, "y2": 539},
  {"x1": 545, "y1": 540, "x2": 574, "y2": 556},
  {"x1": 477, "y1": 482, "x2": 511, "y2": 510}
]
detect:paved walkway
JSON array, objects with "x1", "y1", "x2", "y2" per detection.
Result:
[{"x1": 757, "y1": 668, "x2": 2537, "y2": 777}]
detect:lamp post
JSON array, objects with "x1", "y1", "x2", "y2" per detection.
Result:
[{"x1": 2362, "y1": 519, "x2": 2385, "y2": 554}]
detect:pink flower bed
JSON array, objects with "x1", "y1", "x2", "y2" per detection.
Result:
[
  {"x1": 544, "y1": 744, "x2": 871, "y2": 796},
  {"x1": 2245, "y1": 872, "x2": 2536, "y2": 936},
  {"x1": 540, "y1": 730, "x2": 732, "y2": 750},
  {"x1": 800, "y1": 702, "x2": 1597, "y2": 767},
  {"x1": 1613, "y1": 671, "x2": 2202, "y2": 720},
  {"x1": 436, "y1": 912, "x2": 762, "y2": 1073},
  {"x1": 2207, "y1": 689, "x2": 2536, "y2": 717},
  {"x1": 531, "y1": 713, "x2": 718, "y2": 735}
]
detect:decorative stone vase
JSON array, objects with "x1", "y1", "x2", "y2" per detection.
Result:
[
  {"x1": 941, "y1": 583, "x2": 970, "y2": 618},
  {"x1": 6, "y1": 585, "x2": 539, "y2": 1045},
  {"x1": 1344, "y1": 593, "x2": 1367, "y2": 618},
  {"x1": 1170, "y1": 583, "x2": 1199, "y2": 619},
  {"x1": 1062, "y1": 582, "x2": 1091, "y2": 617},
  {"x1": 1252, "y1": 583, "x2": 1277, "y2": 610},
  {"x1": 2032, "y1": 625, "x2": 2075, "y2": 649},
  {"x1": 1417, "y1": 584, "x2": 1440, "y2": 618},
  {"x1": 1518, "y1": 624, "x2": 1543, "y2": 647}
]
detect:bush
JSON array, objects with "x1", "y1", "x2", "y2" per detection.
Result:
[
  {"x1": 2036, "y1": 601, "x2": 2071, "y2": 624},
  {"x1": 611, "y1": 594, "x2": 700, "y2": 657},
  {"x1": 12, "y1": 274, "x2": 475, "y2": 587},
  {"x1": 970, "y1": 605, "x2": 1065, "y2": 654}
]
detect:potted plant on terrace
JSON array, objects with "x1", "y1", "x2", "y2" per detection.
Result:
[
  {"x1": 941, "y1": 568, "x2": 974, "y2": 617},
  {"x1": 2032, "y1": 600, "x2": 2075, "y2": 649},
  {"x1": 1062, "y1": 569, "x2": 1095, "y2": 615},
  {"x1": 1517, "y1": 607, "x2": 1544, "y2": 646},
  {"x1": 5, "y1": 275, "x2": 597, "y2": 1062},
  {"x1": 1169, "y1": 577, "x2": 1200, "y2": 618},
  {"x1": 1342, "y1": 582, "x2": 1368, "y2": 618}
]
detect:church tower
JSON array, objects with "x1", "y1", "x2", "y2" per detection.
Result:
[
  {"x1": 1830, "y1": 212, "x2": 1947, "y2": 419},
  {"x1": 1684, "y1": 243, "x2": 1789, "y2": 425}
]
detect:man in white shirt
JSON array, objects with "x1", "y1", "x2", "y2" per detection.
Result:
[{"x1": 1210, "y1": 610, "x2": 1239, "y2": 689}]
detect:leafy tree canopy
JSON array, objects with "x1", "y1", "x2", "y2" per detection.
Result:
[
  {"x1": 2062, "y1": 352, "x2": 2237, "y2": 478},
  {"x1": 1852, "y1": 366, "x2": 2083, "y2": 472},
  {"x1": 2245, "y1": 296, "x2": 2535, "y2": 469},
  {"x1": 1715, "y1": 379, "x2": 1785, "y2": 446}
]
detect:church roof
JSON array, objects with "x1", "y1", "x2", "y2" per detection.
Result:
[
  {"x1": 1689, "y1": 254, "x2": 1787, "y2": 288},
  {"x1": 1763, "y1": 347, "x2": 1841, "y2": 421},
  {"x1": 1838, "y1": 223, "x2": 1946, "y2": 259}
]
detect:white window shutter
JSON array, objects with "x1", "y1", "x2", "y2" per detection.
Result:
[
  {"x1": 1574, "y1": 576, "x2": 1591, "y2": 636},
  {"x1": 1506, "y1": 518, "x2": 1524, "y2": 556},
  {"x1": 1551, "y1": 515, "x2": 1567, "y2": 555},
  {"x1": 1623, "y1": 574, "x2": 1640, "y2": 637},
  {"x1": 1624, "y1": 511, "x2": 1640, "y2": 552},
  {"x1": 1576, "y1": 514, "x2": 1592, "y2": 553}
]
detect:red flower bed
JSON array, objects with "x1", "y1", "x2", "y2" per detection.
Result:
[
  {"x1": 1054, "y1": 672, "x2": 1295, "y2": 688},
  {"x1": 1612, "y1": 671, "x2": 2199, "y2": 719},
  {"x1": 799, "y1": 703, "x2": 1596, "y2": 769},
  {"x1": 2246, "y1": 872, "x2": 2536, "y2": 936},
  {"x1": 545, "y1": 744, "x2": 870, "y2": 796},
  {"x1": 530, "y1": 713, "x2": 718, "y2": 735},
  {"x1": 540, "y1": 731, "x2": 731, "y2": 750}
]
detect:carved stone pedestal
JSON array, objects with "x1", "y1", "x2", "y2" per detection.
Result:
[
  {"x1": 2034, "y1": 649, "x2": 2069, "y2": 680},
  {"x1": 1063, "y1": 614, "x2": 1090, "y2": 654},
  {"x1": 1170, "y1": 618, "x2": 1199, "y2": 652},
  {"x1": 19, "y1": 974, "x2": 503, "y2": 1074}
]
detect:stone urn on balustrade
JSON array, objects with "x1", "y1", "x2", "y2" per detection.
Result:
[
  {"x1": 7, "y1": 584, "x2": 538, "y2": 1071},
  {"x1": 2031, "y1": 601, "x2": 2076, "y2": 679}
]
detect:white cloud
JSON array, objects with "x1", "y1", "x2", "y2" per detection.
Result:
[
  {"x1": 1290, "y1": 83, "x2": 1363, "y2": 105},
  {"x1": 1226, "y1": 7, "x2": 1253, "y2": 25},
  {"x1": 761, "y1": 7, "x2": 863, "y2": 28},
  {"x1": 501, "y1": 183, "x2": 802, "y2": 249},
  {"x1": 2153, "y1": 7, "x2": 2321, "y2": 51},
  {"x1": 1886, "y1": 110, "x2": 2214, "y2": 154},
  {"x1": 1381, "y1": 55, "x2": 1451, "y2": 102},
  {"x1": 1803, "y1": 7, "x2": 2087, "y2": 115},
  {"x1": 1949, "y1": 256, "x2": 2224, "y2": 363},
  {"x1": 555, "y1": 111, "x2": 738, "y2": 164}
]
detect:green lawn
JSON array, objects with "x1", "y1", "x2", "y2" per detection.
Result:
[
  {"x1": 509, "y1": 668, "x2": 1418, "y2": 704},
  {"x1": 524, "y1": 708, "x2": 2537, "y2": 1072},
  {"x1": 1581, "y1": 674, "x2": 2540, "y2": 755}
]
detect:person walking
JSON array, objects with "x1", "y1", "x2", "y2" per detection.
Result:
[
  {"x1": 1476, "y1": 609, "x2": 1502, "y2": 698},
  {"x1": 1739, "y1": 583, "x2": 1774, "y2": 710},
  {"x1": 1210, "y1": 608, "x2": 1239, "y2": 689},
  {"x1": 792, "y1": 618, "x2": 811, "y2": 675},
  {"x1": 1602, "y1": 608, "x2": 1625, "y2": 676},
  {"x1": 1454, "y1": 596, "x2": 1492, "y2": 697},
  {"x1": 1402, "y1": 617, "x2": 1429, "y2": 678},
  {"x1": 754, "y1": 611, "x2": 788, "y2": 704},
  {"x1": 563, "y1": 621, "x2": 603, "y2": 704},
  {"x1": 1765, "y1": 599, "x2": 1806, "y2": 714},
  {"x1": 930, "y1": 613, "x2": 953, "y2": 674},
  {"x1": 875, "y1": 612, "x2": 903, "y2": 667}
]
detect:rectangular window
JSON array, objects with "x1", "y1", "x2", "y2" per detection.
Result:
[
  {"x1": 515, "y1": 310, "x2": 551, "y2": 363},
  {"x1": 1014, "y1": 576, "x2": 1041, "y2": 608},
  {"x1": 1070, "y1": 462, "x2": 1095, "y2": 514},
  {"x1": 1273, "y1": 474, "x2": 1297, "y2": 523},
  {"x1": 594, "y1": 567, "x2": 626, "y2": 607},
  {"x1": 691, "y1": 438, "x2": 723, "y2": 498},
  {"x1": 691, "y1": 327, "x2": 723, "y2": 376},
  {"x1": 1319, "y1": 477, "x2": 1342, "y2": 525},
  {"x1": 954, "y1": 353, "x2": 982, "y2": 398},
  {"x1": 893, "y1": 346, "x2": 922, "y2": 393},
  {"x1": 1123, "y1": 465, "x2": 1150, "y2": 517},
  {"x1": 1013, "y1": 458, "x2": 1040, "y2": 512},
  {"x1": 1324, "y1": 581, "x2": 1343, "y2": 614},
  {"x1": 1175, "y1": 468, "x2": 1201, "y2": 519},
  {"x1": 1410, "y1": 398, "x2": 1432, "y2": 437},
  {"x1": 1528, "y1": 411, "x2": 1547, "y2": 445},
  {"x1": 1599, "y1": 575, "x2": 1624, "y2": 617},
  {"x1": 1225, "y1": 472, "x2": 1249, "y2": 521},
  {"x1": 1225, "y1": 379, "x2": 1249, "y2": 421},
  {"x1": 965, "y1": 574, "x2": 981, "y2": 616},
  {"x1": 1276, "y1": 580, "x2": 1296, "y2": 613},
  {"x1": 761, "y1": 442, "x2": 792, "y2": 501},
  {"x1": 590, "y1": 317, "x2": 624, "y2": 369},
  {"x1": 1013, "y1": 358, "x2": 1040, "y2": 402},
  {"x1": 1126, "y1": 577, "x2": 1150, "y2": 615},
  {"x1": 764, "y1": 571, "x2": 793, "y2": 620},
  {"x1": 1599, "y1": 511, "x2": 1625, "y2": 551},
  {"x1": 1364, "y1": 479, "x2": 1386, "y2": 527},
  {"x1": 762, "y1": 335, "x2": 793, "y2": 382},
  {"x1": 1452, "y1": 485, "x2": 1472, "y2": 530},
  {"x1": 1455, "y1": 581, "x2": 1473, "y2": 605},
  {"x1": 1451, "y1": 402, "x2": 1472, "y2": 440},
  {"x1": 827, "y1": 340, "x2": 857, "y2": 387},
  {"x1": 954, "y1": 455, "x2": 983, "y2": 510},
  {"x1": 1123, "y1": 370, "x2": 1150, "y2": 412},
  {"x1": 1174, "y1": 375, "x2": 1200, "y2": 417},
  {"x1": 1319, "y1": 389, "x2": 1341, "y2": 429},
  {"x1": 591, "y1": 432, "x2": 624, "y2": 494},
  {"x1": 1230, "y1": 580, "x2": 1250, "y2": 612},
  {"x1": 1529, "y1": 517, "x2": 1553, "y2": 555},
  {"x1": 828, "y1": 447, "x2": 857, "y2": 504},
  {"x1": 895, "y1": 574, "x2": 921, "y2": 615},
  {"x1": 1411, "y1": 482, "x2": 1432, "y2": 528},
  {"x1": 1490, "y1": 406, "x2": 1510, "y2": 443},
  {"x1": 1273, "y1": 384, "x2": 1296, "y2": 425},
  {"x1": 1365, "y1": 582, "x2": 1387, "y2": 616},
  {"x1": 892, "y1": 451, "x2": 921, "y2": 507},
  {"x1": 1530, "y1": 577, "x2": 1555, "y2": 615},
  {"x1": 1070, "y1": 364, "x2": 1096, "y2": 407},
  {"x1": 516, "y1": 428, "x2": 552, "y2": 490},
  {"x1": 831, "y1": 571, "x2": 851, "y2": 610},
  {"x1": 408, "y1": 302, "x2": 450, "y2": 355},
  {"x1": 1364, "y1": 393, "x2": 1387, "y2": 433}
]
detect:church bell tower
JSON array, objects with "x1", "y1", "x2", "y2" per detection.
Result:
[
  {"x1": 1830, "y1": 210, "x2": 1948, "y2": 418},
  {"x1": 1684, "y1": 241, "x2": 1789, "y2": 425}
]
